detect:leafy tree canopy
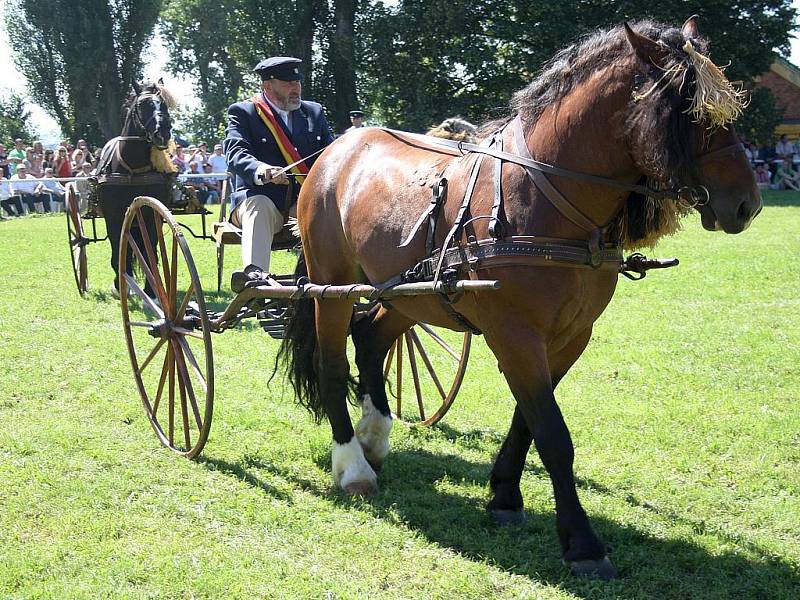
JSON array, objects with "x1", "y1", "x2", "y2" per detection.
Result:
[
  {"x1": 5, "y1": 0, "x2": 162, "y2": 145},
  {"x1": 0, "y1": 93, "x2": 38, "y2": 145}
]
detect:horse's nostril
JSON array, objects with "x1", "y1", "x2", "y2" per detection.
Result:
[{"x1": 737, "y1": 200, "x2": 749, "y2": 222}]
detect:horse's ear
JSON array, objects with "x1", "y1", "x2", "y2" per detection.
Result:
[
  {"x1": 157, "y1": 77, "x2": 164, "y2": 85},
  {"x1": 681, "y1": 15, "x2": 700, "y2": 39},
  {"x1": 624, "y1": 22, "x2": 669, "y2": 67},
  {"x1": 132, "y1": 81, "x2": 142, "y2": 95}
]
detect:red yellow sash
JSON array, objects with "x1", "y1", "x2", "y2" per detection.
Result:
[{"x1": 250, "y1": 94, "x2": 309, "y2": 178}]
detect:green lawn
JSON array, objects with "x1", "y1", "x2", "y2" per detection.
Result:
[{"x1": 0, "y1": 193, "x2": 798, "y2": 599}]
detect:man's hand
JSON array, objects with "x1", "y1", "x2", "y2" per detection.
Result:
[{"x1": 255, "y1": 164, "x2": 290, "y2": 185}]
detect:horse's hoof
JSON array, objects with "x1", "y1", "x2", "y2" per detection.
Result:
[
  {"x1": 343, "y1": 480, "x2": 378, "y2": 498},
  {"x1": 565, "y1": 555, "x2": 618, "y2": 580},
  {"x1": 488, "y1": 508, "x2": 527, "y2": 526}
]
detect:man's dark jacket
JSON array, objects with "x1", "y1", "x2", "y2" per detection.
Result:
[{"x1": 223, "y1": 95, "x2": 334, "y2": 211}]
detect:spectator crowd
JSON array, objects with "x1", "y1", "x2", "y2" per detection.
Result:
[
  {"x1": 745, "y1": 133, "x2": 800, "y2": 191},
  {"x1": 6, "y1": 130, "x2": 800, "y2": 219},
  {"x1": 1, "y1": 137, "x2": 228, "y2": 218}
]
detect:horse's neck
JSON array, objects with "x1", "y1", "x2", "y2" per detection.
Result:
[
  {"x1": 519, "y1": 70, "x2": 640, "y2": 234},
  {"x1": 114, "y1": 117, "x2": 151, "y2": 172}
]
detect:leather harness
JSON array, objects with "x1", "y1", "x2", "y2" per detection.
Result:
[{"x1": 383, "y1": 117, "x2": 745, "y2": 333}]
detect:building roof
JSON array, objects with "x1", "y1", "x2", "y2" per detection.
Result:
[{"x1": 754, "y1": 55, "x2": 800, "y2": 124}]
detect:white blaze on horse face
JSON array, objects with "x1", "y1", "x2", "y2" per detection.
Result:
[
  {"x1": 152, "y1": 97, "x2": 162, "y2": 130},
  {"x1": 332, "y1": 437, "x2": 377, "y2": 491},
  {"x1": 355, "y1": 394, "x2": 393, "y2": 469}
]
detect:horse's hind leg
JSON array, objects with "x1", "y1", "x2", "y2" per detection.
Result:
[
  {"x1": 351, "y1": 304, "x2": 415, "y2": 470},
  {"x1": 316, "y1": 297, "x2": 379, "y2": 496},
  {"x1": 486, "y1": 326, "x2": 616, "y2": 579}
]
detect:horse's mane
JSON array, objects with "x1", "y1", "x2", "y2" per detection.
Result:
[
  {"x1": 480, "y1": 20, "x2": 746, "y2": 249},
  {"x1": 427, "y1": 117, "x2": 478, "y2": 143}
]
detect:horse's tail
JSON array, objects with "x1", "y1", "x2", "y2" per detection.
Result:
[{"x1": 274, "y1": 251, "x2": 325, "y2": 423}]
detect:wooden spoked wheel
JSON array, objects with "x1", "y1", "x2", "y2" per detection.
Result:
[
  {"x1": 384, "y1": 324, "x2": 471, "y2": 425},
  {"x1": 65, "y1": 182, "x2": 88, "y2": 296},
  {"x1": 119, "y1": 196, "x2": 214, "y2": 458}
]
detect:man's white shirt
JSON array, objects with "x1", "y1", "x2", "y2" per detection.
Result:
[{"x1": 10, "y1": 175, "x2": 37, "y2": 195}]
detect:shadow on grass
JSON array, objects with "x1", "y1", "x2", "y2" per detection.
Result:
[
  {"x1": 204, "y1": 437, "x2": 800, "y2": 599},
  {"x1": 197, "y1": 454, "x2": 294, "y2": 503}
]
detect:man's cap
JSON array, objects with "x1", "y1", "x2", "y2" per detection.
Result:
[
  {"x1": 254, "y1": 57, "x2": 304, "y2": 82},
  {"x1": 349, "y1": 110, "x2": 365, "y2": 118},
  {"x1": 213, "y1": 144, "x2": 222, "y2": 150}
]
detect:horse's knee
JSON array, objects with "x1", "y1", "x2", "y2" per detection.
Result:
[
  {"x1": 355, "y1": 394, "x2": 393, "y2": 471},
  {"x1": 332, "y1": 436, "x2": 378, "y2": 497}
]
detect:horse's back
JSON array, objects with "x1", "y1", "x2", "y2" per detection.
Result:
[{"x1": 299, "y1": 128, "x2": 461, "y2": 283}]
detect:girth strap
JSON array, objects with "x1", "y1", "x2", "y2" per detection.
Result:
[{"x1": 416, "y1": 236, "x2": 623, "y2": 280}]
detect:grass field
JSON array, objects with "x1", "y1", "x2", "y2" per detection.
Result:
[{"x1": 0, "y1": 192, "x2": 798, "y2": 599}]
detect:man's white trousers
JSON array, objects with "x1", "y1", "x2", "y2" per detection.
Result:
[{"x1": 231, "y1": 193, "x2": 285, "y2": 272}]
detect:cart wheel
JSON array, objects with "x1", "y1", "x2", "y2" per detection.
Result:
[
  {"x1": 65, "y1": 183, "x2": 88, "y2": 296},
  {"x1": 119, "y1": 196, "x2": 214, "y2": 458},
  {"x1": 384, "y1": 324, "x2": 471, "y2": 425}
]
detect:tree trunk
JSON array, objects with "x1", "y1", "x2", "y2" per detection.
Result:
[
  {"x1": 331, "y1": 0, "x2": 358, "y2": 133},
  {"x1": 291, "y1": 0, "x2": 320, "y2": 93}
]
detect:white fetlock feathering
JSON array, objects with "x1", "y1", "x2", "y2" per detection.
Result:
[
  {"x1": 332, "y1": 436, "x2": 377, "y2": 491},
  {"x1": 355, "y1": 394, "x2": 393, "y2": 468}
]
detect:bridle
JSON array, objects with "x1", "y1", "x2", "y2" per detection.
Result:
[
  {"x1": 443, "y1": 116, "x2": 744, "y2": 210},
  {"x1": 128, "y1": 92, "x2": 169, "y2": 147}
]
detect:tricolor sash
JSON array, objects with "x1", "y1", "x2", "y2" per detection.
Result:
[{"x1": 250, "y1": 94, "x2": 309, "y2": 179}]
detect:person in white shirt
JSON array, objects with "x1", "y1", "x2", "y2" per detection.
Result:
[
  {"x1": 1, "y1": 175, "x2": 23, "y2": 217},
  {"x1": 208, "y1": 144, "x2": 227, "y2": 175},
  {"x1": 775, "y1": 134, "x2": 794, "y2": 159},
  {"x1": 35, "y1": 167, "x2": 66, "y2": 211},
  {"x1": 11, "y1": 165, "x2": 50, "y2": 213}
]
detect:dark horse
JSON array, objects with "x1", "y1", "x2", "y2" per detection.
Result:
[
  {"x1": 94, "y1": 79, "x2": 177, "y2": 295},
  {"x1": 279, "y1": 18, "x2": 761, "y2": 578}
]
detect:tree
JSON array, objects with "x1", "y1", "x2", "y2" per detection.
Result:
[
  {"x1": 5, "y1": 0, "x2": 162, "y2": 145},
  {"x1": 0, "y1": 93, "x2": 37, "y2": 144},
  {"x1": 737, "y1": 86, "x2": 784, "y2": 144},
  {"x1": 361, "y1": 0, "x2": 796, "y2": 132}
]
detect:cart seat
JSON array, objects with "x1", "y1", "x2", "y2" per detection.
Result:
[{"x1": 212, "y1": 220, "x2": 299, "y2": 251}]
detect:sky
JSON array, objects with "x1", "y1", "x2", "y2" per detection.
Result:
[{"x1": 1, "y1": 2, "x2": 799, "y2": 144}]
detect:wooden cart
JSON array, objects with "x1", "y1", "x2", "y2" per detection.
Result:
[{"x1": 118, "y1": 195, "x2": 495, "y2": 457}]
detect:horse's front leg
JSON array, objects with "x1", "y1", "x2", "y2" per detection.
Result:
[
  {"x1": 351, "y1": 305, "x2": 414, "y2": 471},
  {"x1": 486, "y1": 326, "x2": 617, "y2": 579},
  {"x1": 316, "y1": 297, "x2": 378, "y2": 497}
]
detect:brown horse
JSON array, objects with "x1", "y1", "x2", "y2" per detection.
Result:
[{"x1": 279, "y1": 18, "x2": 760, "y2": 578}]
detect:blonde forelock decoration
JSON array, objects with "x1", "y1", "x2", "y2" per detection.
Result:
[
  {"x1": 681, "y1": 41, "x2": 747, "y2": 128},
  {"x1": 633, "y1": 41, "x2": 747, "y2": 129}
]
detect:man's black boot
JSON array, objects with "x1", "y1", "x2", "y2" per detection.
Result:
[{"x1": 231, "y1": 264, "x2": 266, "y2": 293}]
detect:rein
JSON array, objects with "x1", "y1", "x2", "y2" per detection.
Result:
[{"x1": 384, "y1": 118, "x2": 743, "y2": 209}]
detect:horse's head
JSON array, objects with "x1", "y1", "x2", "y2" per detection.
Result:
[
  {"x1": 126, "y1": 79, "x2": 177, "y2": 150},
  {"x1": 624, "y1": 17, "x2": 761, "y2": 235}
]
